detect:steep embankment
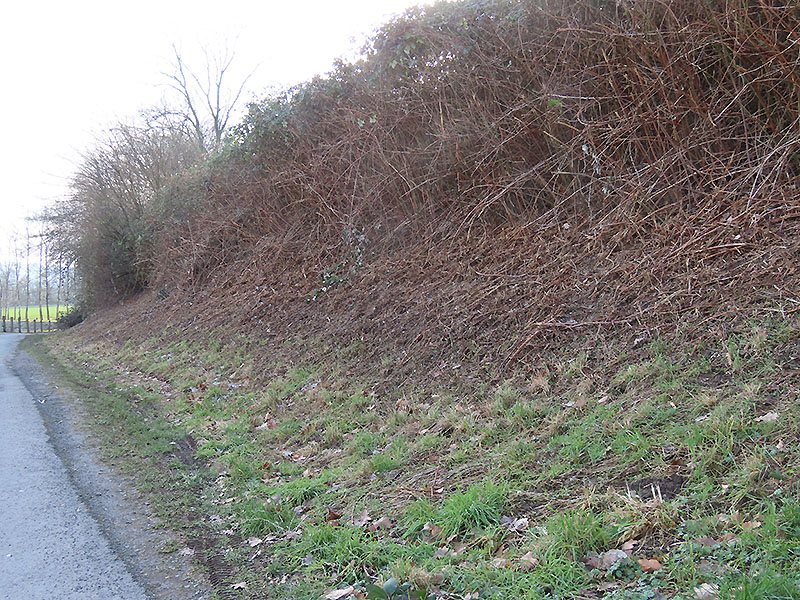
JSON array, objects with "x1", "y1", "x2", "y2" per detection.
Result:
[
  {"x1": 90, "y1": 0, "x2": 799, "y2": 378},
  {"x1": 56, "y1": 1, "x2": 800, "y2": 599}
]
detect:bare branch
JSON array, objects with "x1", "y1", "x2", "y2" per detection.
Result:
[{"x1": 164, "y1": 43, "x2": 255, "y2": 153}]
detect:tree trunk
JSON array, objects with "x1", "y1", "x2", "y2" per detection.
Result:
[
  {"x1": 14, "y1": 237, "x2": 21, "y2": 323},
  {"x1": 38, "y1": 232, "x2": 44, "y2": 323},
  {"x1": 44, "y1": 243, "x2": 50, "y2": 321},
  {"x1": 25, "y1": 229, "x2": 30, "y2": 325},
  {"x1": 55, "y1": 253, "x2": 62, "y2": 318}
]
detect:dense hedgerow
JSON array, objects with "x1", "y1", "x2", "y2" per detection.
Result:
[{"x1": 64, "y1": 0, "x2": 800, "y2": 362}]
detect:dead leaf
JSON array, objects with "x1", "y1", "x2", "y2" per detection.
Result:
[
  {"x1": 719, "y1": 532, "x2": 737, "y2": 543},
  {"x1": 396, "y1": 398, "x2": 414, "y2": 414},
  {"x1": 294, "y1": 501, "x2": 313, "y2": 515},
  {"x1": 178, "y1": 547, "x2": 195, "y2": 556},
  {"x1": 581, "y1": 549, "x2": 628, "y2": 570},
  {"x1": 519, "y1": 551, "x2": 538, "y2": 571},
  {"x1": 756, "y1": 411, "x2": 779, "y2": 423},
  {"x1": 231, "y1": 581, "x2": 248, "y2": 590},
  {"x1": 302, "y1": 468, "x2": 314, "y2": 478},
  {"x1": 247, "y1": 537, "x2": 263, "y2": 547},
  {"x1": 528, "y1": 375, "x2": 550, "y2": 393},
  {"x1": 693, "y1": 583, "x2": 720, "y2": 600},
  {"x1": 742, "y1": 520, "x2": 761, "y2": 531},
  {"x1": 581, "y1": 553, "x2": 602, "y2": 570},
  {"x1": 620, "y1": 539, "x2": 639, "y2": 552},
  {"x1": 601, "y1": 549, "x2": 628, "y2": 569},
  {"x1": 256, "y1": 413, "x2": 278, "y2": 430},
  {"x1": 432, "y1": 541, "x2": 466, "y2": 558},
  {"x1": 694, "y1": 536, "x2": 718, "y2": 547},
  {"x1": 500, "y1": 516, "x2": 529, "y2": 532},
  {"x1": 490, "y1": 557, "x2": 509, "y2": 568},
  {"x1": 324, "y1": 585, "x2": 355, "y2": 600},
  {"x1": 423, "y1": 522, "x2": 443, "y2": 541},
  {"x1": 353, "y1": 509, "x2": 371, "y2": 528},
  {"x1": 372, "y1": 516, "x2": 393, "y2": 530},
  {"x1": 637, "y1": 558, "x2": 663, "y2": 572},
  {"x1": 326, "y1": 507, "x2": 343, "y2": 522}
]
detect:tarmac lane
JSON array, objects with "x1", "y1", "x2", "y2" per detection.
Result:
[{"x1": 0, "y1": 333, "x2": 149, "y2": 600}]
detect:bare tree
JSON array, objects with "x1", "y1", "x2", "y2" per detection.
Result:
[
  {"x1": 13, "y1": 235, "x2": 21, "y2": 323},
  {"x1": 55, "y1": 252, "x2": 62, "y2": 319},
  {"x1": 44, "y1": 240, "x2": 51, "y2": 322},
  {"x1": 25, "y1": 228, "x2": 30, "y2": 328},
  {"x1": 165, "y1": 45, "x2": 253, "y2": 154},
  {"x1": 38, "y1": 226, "x2": 44, "y2": 323}
]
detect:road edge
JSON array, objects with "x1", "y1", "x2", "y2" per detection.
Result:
[{"x1": 11, "y1": 337, "x2": 212, "y2": 600}]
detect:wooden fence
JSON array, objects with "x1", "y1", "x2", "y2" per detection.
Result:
[{"x1": 1, "y1": 316, "x2": 58, "y2": 334}]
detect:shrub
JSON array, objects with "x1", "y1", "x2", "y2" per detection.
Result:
[{"x1": 56, "y1": 306, "x2": 85, "y2": 329}]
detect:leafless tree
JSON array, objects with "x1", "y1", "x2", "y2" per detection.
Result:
[
  {"x1": 43, "y1": 240, "x2": 51, "y2": 321},
  {"x1": 55, "y1": 252, "x2": 62, "y2": 319},
  {"x1": 165, "y1": 45, "x2": 253, "y2": 154},
  {"x1": 13, "y1": 235, "x2": 21, "y2": 323},
  {"x1": 25, "y1": 228, "x2": 31, "y2": 326}
]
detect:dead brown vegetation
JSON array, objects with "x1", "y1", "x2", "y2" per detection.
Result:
[{"x1": 89, "y1": 0, "x2": 800, "y2": 372}]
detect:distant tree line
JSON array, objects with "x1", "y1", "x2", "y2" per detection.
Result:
[{"x1": 0, "y1": 226, "x2": 77, "y2": 323}]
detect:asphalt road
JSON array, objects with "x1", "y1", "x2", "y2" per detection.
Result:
[{"x1": 0, "y1": 334, "x2": 150, "y2": 600}]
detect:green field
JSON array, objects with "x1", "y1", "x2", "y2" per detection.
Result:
[{"x1": 1, "y1": 305, "x2": 71, "y2": 321}]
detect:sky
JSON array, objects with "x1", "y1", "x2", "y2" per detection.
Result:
[{"x1": 0, "y1": 0, "x2": 436, "y2": 247}]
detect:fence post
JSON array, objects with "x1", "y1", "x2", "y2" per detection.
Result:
[
  {"x1": 26, "y1": 319, "x2": 29, "y2": 334},
  {"x1": 33, "y1": 320, "x2": 37, "y2": 333},
  {"x1": 2, "y1": 316, "x2": 5, "y2": 333},
  {"x1": 10, "y1": 318, "x2": 13, "y2": 333}
]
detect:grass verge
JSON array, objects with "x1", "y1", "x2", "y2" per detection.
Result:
[{"x1": 30, "y1": 312, "x2": 800, "y2": 600}]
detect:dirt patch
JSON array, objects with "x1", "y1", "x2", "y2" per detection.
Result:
[{"x1": 627, "y1": 474, "x2": 687, "y2": 502}]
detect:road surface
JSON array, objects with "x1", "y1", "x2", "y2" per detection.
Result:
[{"x1": 0, "y1": 334, "x2": 209, "y2": 600}]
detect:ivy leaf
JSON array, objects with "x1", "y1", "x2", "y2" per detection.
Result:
[
  {"x1": 365, "y1": 583, "x2": 388, "y2": 599},
  {"x1": 383, "y1": 577, "x2": 400, "y2": 596}
]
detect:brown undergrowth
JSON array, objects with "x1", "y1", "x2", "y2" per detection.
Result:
[{"x1": 73, "y1": 0, "x2": 799, "y2": 379}]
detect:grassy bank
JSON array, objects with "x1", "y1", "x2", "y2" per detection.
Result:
[{"x1": 32, "y1": 309, "x2": 800, "y2": 600}]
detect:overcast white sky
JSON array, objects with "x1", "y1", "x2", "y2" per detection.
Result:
[{"x1": 0, "y1": 0, "x2": 434, "y2": 247}]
